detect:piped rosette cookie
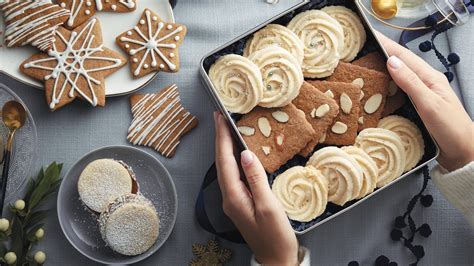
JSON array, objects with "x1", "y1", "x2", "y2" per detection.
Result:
[
  {"x1": 248, "y1": 47, "x2": 304, "y2": 108},
  {"x1": 244, "y1": 24, "x2": 304, "y2": 65},
  {"x1": 322, "y1": 6, "x2": 366, "y2": 62},
  {"x1": 378, "y1": 115, "x2": 424, "y2": 172},
  {"x1": 355, "y1": 128, "x2": 406, "y2": 187},
  {"x1": 287, "y1": 10, "x2": 344, "y2": 78},
  {"x1": 341, "y1": 146, "x2": 377, "y2": 199},
  {"x1": 209, "y1": 54, "x2": 264, "y2": 114},
  {"x1": 307, "y1": 147, "x2": 363, "y2": 206},
  {"x1": 272, "y1": 166, "x2": 328, "y2": 222}
]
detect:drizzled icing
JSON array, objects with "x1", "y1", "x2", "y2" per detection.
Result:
[
  {"x1": 0, "y1": 0, "x2": 70, "y2": 51},
  {"x1": 127, "y1": 84, "x2": 197, "y2": 158},
  {"x1": 307, "y1": 146, "x2": 363, "y2": 206},
  {"x1": 248, "y1": 46, "x2": 303, "y2": 108},
  {"x1": 22, "y1": 18, "x2": 124, "y2": 110},
  {"x1": 287, "y1": 10, "x2": 344, "y2": 78},
  {"x1": 272, "y1": 166, "x2": 328, "y2": 222},
  {"x1": 118, "y1": 9, "x2": 186, "y2": 77},
  {"x1": 209, "y1": 54, "x2": 263, "y2": 114},
  {"x1": 322, "y1": 6, "x2": 367, "y2": 62},
  {"x1": 243, "y1": 24, "x2": 304, "y2": 66}
]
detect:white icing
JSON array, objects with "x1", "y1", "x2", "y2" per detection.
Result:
[
  {"x1": 119, "y1": 10, "x2": 184, "y2": 76},
  {"x1": 62, "y1": 0, "x2": 135, "y2": 27},
  {"x1": 22, "y1": 19, "x2": 123, "y2": 109}
]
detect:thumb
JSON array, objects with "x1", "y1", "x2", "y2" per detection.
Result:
[{"x1": 240, "y1": 150, "x2": 274, "y2": 205}]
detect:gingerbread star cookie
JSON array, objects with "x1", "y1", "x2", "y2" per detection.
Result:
[
  {"x1": 116, "y1": 9, "x2": 187, "y2": 78},
  {"x1": 57, "y1": 0, "x2": 137, "y2": 29},
  {"x1": 127, "y1": 84, "x2": 198, "y2": 158},
  {"x1": 20, "y1": 18, "x2": 127, "y2": 111},
  {"x1": 0, "y1": 0, "x2": 70, "y2": 51}
]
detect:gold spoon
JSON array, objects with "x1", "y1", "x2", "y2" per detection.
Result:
[{"x1": 0, "y1": 101, "x2": 26, "y2": 215}]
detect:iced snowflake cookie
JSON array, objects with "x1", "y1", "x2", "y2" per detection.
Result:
[
  {"x1": 0, "y1": 0, "x2": 70, "y2": 51},
  {"x1": 287, "y1": 10, "x2": 344, "y2": 78},
  {"x1": 78, "y1": 159, "x2": 138, "y2": 212},
  {"x1": 272, "y1": 166, "x2": 328, "y2": 222},
  {"x1": 209, "y1": 54, "x2": 263, "y2": 114},
  {"x1": 20, "y1": 18, "x2": 126, "y2": 111},
  {"x1": 243, "y1": 24, "x2": 304, "y2": 65},
  {"x1": 341, "y1": 146, "x2": 377, "y2": 199},
  {"x1": 248, "y1": 47, "x2": 304, "y2": 108},
  {"x1": 128, "y1": 84, "x2": 198, "y2": 158},
  {"x1": 307, "y1": 147, "x2": 363, "y2": 206},
  {"x1": 322, "y1": 6, "x2": 366, "y2": 62},
  {"x1": 99, "y1": 194, "x2": 159, "y2": 256},
  {"x1": 116, "y1": 9, "x2": 187, "y2": 78},
  {"x1": 378, "y1": 115, "x2": 424, "y2": 172},
  {"x1": 57, "y1": 0, "x2": 137, "y2": 29},
  {"x1": 355, "y1": 128, "x2": 406, "y2": 187}
]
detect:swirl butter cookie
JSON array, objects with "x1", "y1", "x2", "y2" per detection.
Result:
[
  {"x1": 322, "y1": 6, "x2": 366, "y2": 62},
  {"x1": 355, "y1": 128, "x2": 406, "y2": 187},
  {"x1": 341, "y1": 146, "x2": 377, "y2": 198},
  {"x1": 287, "y1": 10, "x2": 344, "y2": 78},
  {"x1": 244, "y1": 24, "x2": 304, "y2": 65},
  {"x1": 307, "y1": 147, "x2": 363, "y2": 206},
  {"x1": 248, "y1": 47, "x2": 303, "y2": 108},
  {"x1": 272, "y1": 166, "x2": 328, "y2": 222},
  {"x1": 378, "y1": 115, "x2": 424, "y2": 172},
  {"x1": 209, "y1": 54, "x2": 263, "y2": 114}
]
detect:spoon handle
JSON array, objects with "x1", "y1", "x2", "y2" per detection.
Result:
[{"x1": 0, "y1": 149, "x2": 11, "y2": 216}]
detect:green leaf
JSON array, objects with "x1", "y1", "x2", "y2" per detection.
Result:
[
  {"x1": 26, "y1": 223, "x2": 44, "y2": 242},
  {"x1": 24, "y1": 210, "x2": 48, "y2": 229},
  {"x1": 0, "y1": 242, "x2": 6, "y2": 256},
  {"x1": 0, "y1": 231, "x2": 7, "y2": 241},
  {"x1": 10, "y1": 216, "x2": 23, "y2": 261},
  {"x1": 28, "y1": 162, "x2": 63, "y2": 210}
]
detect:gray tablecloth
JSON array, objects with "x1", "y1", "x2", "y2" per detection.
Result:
[{"x1": 0, "y1": 0, "x2": 473, "y2": 265}]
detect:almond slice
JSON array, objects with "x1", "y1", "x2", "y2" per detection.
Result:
[
  {"x1": 271, "y1": 111, "x2": 289, "y2": 123},
  {"x1": 319, "y1": 133, "x2": 326, "y2": 143},
  {"x1": 331, "y1": 121, "x2": 348, "y2": 134},
  {"x1": 275, "y1": 133, "x2": 285, "y2": 146},
  {"x1": 237, "y1": 126, "x2": 255, "y2": 136},
  {"x1": 359, "y1": 90, "x2": 365, "y2": 101},
  {"x1": 315, "y1": 104, "x2": 330, "y2": 118},
  {"x1": 358, "y1": 116, "x2": 364, "y2": 124},
  {"x1": 352, "y1": 78, "x2": 364, "y2": 88},
  {"x1": 324, "y1": 90, "x2": 334, "y2": 98},
  {"x1": 310, "y1": 108, "x2": 317, "y2": 118},
  {"x1": 364, "y1": 93, "x2": 383, "y2": 114},
  {"x1": 258, "y1": 117, "x2": 272, "y2": 137},
  {"x1": 262, "y1": 146, "x2": 271, "y2": 155},
  {"x1": 340, "y1": 93, "x2": 352, "y2": 114}
]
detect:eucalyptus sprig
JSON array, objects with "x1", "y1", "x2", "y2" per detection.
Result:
[{"x1": 0, "y1": 162, "x2": 63, "y2": 266}]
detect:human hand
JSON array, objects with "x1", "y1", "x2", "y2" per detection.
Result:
[
  {"x1": 213, "y1": 112, "x2": 299, "y2": 265},
  {"x1": 377, "y1": 33, "x2": 474, "y2": 172}
]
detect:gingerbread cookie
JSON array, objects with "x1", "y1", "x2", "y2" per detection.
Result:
[
  {"x1": 352, "y1": 52, "x2": 406, "y2": 116},
  {"x1": 328, "y1": 62, "x2": 390, "y2": 130},
  {"x1": 116, "y1": 9, "x2": 187, "y2": 78},
  {"x1": 1, "y1": 0, "x2": 70, "y2": 51},
  {"x1": 20, "y1": 18, "x2": 126, "y2": 111},
  {"x1": 236, "y1": 104, "x2": 315, "y2": 173},
  {"x1": 306, "y1": 80, "x2": 361, "y2": 146},
  {"x1": 57, "y1": 0, "x2": 137, "y2": 29},
  {"x1": 292, "y1": 81, "x2": 339, "y2": 156},
  {"x1": 127, "y1": 84, "x2": 198, "y2": 158}
]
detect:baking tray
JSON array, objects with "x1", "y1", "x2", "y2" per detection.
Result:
[{"x1": 199, "y1": 0, "x2": 439, "y2": 234}]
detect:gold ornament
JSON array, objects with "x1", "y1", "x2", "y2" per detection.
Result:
[
  {"x1": 190, "y1": 239, "x2": 232, "y2": 266},
  {"x1": 371, "y1": 0, "x2": 398, "y2": 19}
]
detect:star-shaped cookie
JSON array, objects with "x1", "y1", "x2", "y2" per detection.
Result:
[
  {"x1": 20, "y1": 18, "x2": 127, "y2": 111},
  {"x1": 127, "y1": 84, "x2": 198, "y2": 158},
  {"x1": 116, "y1": 9, "x2": 187, "y2": 78},
  {"x1": 0, "y1": 0, "x2": 70, "y2": 51},
  {"x1": 57, "y1": 0, "x2": 137, "y2": 29}
]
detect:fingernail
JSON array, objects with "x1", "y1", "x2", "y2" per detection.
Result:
[
  {"x1": 241, "y1": 150, "x2": 254, "y2": 166},
  {"x1": 388, "y1": 56, "x2": 403, "y2": 69}
]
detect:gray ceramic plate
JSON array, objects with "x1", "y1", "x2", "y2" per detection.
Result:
[{"x1": 57, "y1": 146, "x2": 178, "y2": 264}]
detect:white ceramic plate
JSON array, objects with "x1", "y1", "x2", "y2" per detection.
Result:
[{"x1": 0, "y1": 0, "x2": 174, "y2": 96}]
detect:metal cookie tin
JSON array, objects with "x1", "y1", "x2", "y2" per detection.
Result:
[{"x1": 199, "y1": 0, "x2": 439, "y2": 234}]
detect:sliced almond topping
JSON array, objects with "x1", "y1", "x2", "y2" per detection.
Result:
[
  {"x1": 258, "y1": 117, "x2": 272, "y2": 137},
  {"x1": 352, "y1": 78, "x2": 364, "y2": 88},
  {"x1": 364, "y1": 93, "x2": 383, "y2": 114},
  {"x1": 315, "y1": 104, "x2": 330, "y2": 118},
  {"x1": 319, "y1": 133, "x2": 326, "y2": 143},
  {"x1": 324, "y1": 89, "x2": 334, "y2": 98},
  {"x1": 262, "y1": 146, "x2": 271, "y2": 155},
  {"x1": 237, "y1": 126, "x2": 255, "y2": 136},
  {"x1": 388, "y1": 81, "x2": 398, "y2": 96},
  {"x1": 331, "y1": 121, "x2": 348, "y2": 134},
  {"x1": 275, "y1": 133, "x2": 285, "y2": 146},
  {"x1": 271, "y1": 111, "x2": 289, "y2": 123},
  {"x1": 359, "y1": 90, "x2": 365, "y2": 101},
  {"x1": 310, "y1": 108, "x2": 317, "y2": 118},
  {"x1": 358, "y1": 116, "x2": 364, "y2": 124},
  {"x1": 340, "y1": 93, "x2": 352, "y2": 114}
]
